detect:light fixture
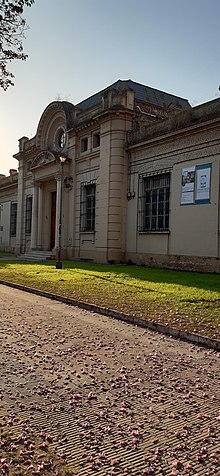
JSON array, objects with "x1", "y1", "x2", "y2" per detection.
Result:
[{"x1": 59, "y1": 155, "x2": 66, "y2": 164}]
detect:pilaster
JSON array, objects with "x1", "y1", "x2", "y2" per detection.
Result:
[
  {"x1": 37, "y1": 184, "x2": 43, "y2": 248},
  {"x1": 55, "y1": 174, "x2": 62, "y2": 250},
  {"x1": 31, "y1": 182, "x2": 39, "y2": 249},
  {"x1": 16, "y1": 159, "x2": 24, "y2": 252}
]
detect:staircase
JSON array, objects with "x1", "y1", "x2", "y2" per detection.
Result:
[{"x1": 18, "y1": 250, "x2": 53, "y2": 261}]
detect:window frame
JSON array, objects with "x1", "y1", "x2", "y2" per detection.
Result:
[
  {"x1": 10, "y1": 202, "x2": 17, "y2": 237},
  {"x1": 138, "y1": 172, "x2": 170, "y2": 232},
  {"x1": 55, "y1": 127, "x2": 66, "y2": 151},
  {"x1": 93, "y1": 132, "x2": 100, "y2": 149},
  {"x1": 80, "y1": 182, "x2": 96, "y2": 232},
  {"x1": 81, "y1": 137, "x2": 88, "y2": 153},
  {"x1": 25, "y1": 195, "x2": 32, "y2": 234}
]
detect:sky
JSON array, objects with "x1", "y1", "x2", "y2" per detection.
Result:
[{"x1": 1, "y1": 0, "x2": 220, "y2": 175}]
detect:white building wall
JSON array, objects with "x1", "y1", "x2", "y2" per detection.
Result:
[
  {"x1": 1, "y1": 90, "x2": 220, "y2": 272},
  {"x1": 170, "y1": 157, "x2": 219, "y2": 258},
  {"x1": 0, "y1": 202, "x2": 11, "y2": 247},
  {"x1": 126, "y1": 121, "x2": 220, "y2": 271}
]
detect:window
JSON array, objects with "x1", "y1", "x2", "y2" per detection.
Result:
[
  {"x1": 93, "y1": 132, "x2": 100, "y2": 148},
  {"x1": 10, "y1": 202, "x2": 17, "y2": 236},
  {"x1": 54, "y1": 127, "x2": 66, "y2": 150},
  {"x1": 138, "y1": 173, "x2": 170, "y2": 232},
  {"x1": 81, "y1": 137, "x2": 88, "y2": 153},
  {"x1": 25, "y1": 196, "x2": 32, "y2": 234},
  {"x1": 80, "y1": 182, "x2": 96, "y2": 232}
]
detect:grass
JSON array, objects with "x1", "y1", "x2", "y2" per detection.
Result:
[
  {"x1": 0, "y1": 260, "x2": 219, "y2": 340},
  {"x1": 0, "y1": 251, "x2": 15, "y2": 258}
]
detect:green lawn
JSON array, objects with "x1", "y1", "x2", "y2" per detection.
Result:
[
  {"x1": 0, "y1": 251, "x2": 15, "y2": 258},
  {"x1": 0, "y1": 260, "x2": 219, "y2": 340}
]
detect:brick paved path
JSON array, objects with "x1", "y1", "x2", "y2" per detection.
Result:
[{"x1": 0, "y1": 284, "x2": 219, "y2": 475}]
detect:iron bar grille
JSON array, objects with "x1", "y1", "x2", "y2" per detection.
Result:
[
  {"x1": 138, "y1": 173, "x2": 170, "y2": 232},
  {"x1": 10, "y1": 202, "x2": 17, "y2": 236},
  {"x1": 25, "y1": 196, "x2": 32, "y2": 234}
]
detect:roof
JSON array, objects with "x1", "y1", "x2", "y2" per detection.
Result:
[{"x1": 76, "y1": 79, "x2": 191, "y2": 111}]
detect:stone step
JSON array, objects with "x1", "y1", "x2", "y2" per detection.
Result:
[{"x1": 19, "y1": 251, "x2": 53, "y2": 261}]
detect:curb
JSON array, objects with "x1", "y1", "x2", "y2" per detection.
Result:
[{"x1": 0, "y1": 279, "x2": 219, "y2": 352}]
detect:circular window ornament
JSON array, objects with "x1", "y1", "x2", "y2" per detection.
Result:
[{"x1": 56, "y1": 128, "x2": 66, "y2": 150}]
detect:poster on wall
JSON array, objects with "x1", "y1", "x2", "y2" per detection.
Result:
[
  {"x1": 195, "y1": 164, "x2": 211, "y2": 203},
  {"x1": 181, "y1": 166, "x2": 195, "y2": 204}
]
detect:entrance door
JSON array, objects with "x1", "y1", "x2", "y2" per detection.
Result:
[{"x1": 50, "y1": 191, "x2": 56, "y2": 250}]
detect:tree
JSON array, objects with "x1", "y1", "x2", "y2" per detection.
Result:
[{"x1": 0, "y1": 0, "x2": 34, "y2": 90}]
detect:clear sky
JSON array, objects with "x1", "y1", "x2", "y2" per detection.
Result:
[{"x1": 1, "y1": 0, "x2": 220, "y2": 175}]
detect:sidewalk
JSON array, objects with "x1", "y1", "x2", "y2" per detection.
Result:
[{"x1": 0, "y1": 283, "x2": 219, "y2": 475}]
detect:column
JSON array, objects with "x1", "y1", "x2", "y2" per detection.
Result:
[
  {"x1": 31, "y1": 183, "x2": 39, "y2": 249},
  {"x1": 37, "y1": 184, "x2": 43, "y2": 248},
  {"x1": 55, "y1": 175, "x2": 62, "y2": 250},
  {"x1": 16, "y1": 159, "x2": 24, "y2": 252}
]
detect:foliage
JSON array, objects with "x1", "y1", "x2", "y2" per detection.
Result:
[
  {"x1": 0, "y1": 261, "x2": 219, "y2": 339},
  {"x1": 0, "y1": 0, "x2": 34, "y2": 90}
]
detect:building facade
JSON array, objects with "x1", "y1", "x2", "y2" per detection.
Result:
[{"x1": 0, "y1": 80, "x2": 220, "y2": 272}]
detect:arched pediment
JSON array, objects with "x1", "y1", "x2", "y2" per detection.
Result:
[
  {"x1": 30, "y1": 150, "x2": 57, "y2": 170},
  {"x1": 36, "y1": 101, "x2": 75, "y2": 151}
]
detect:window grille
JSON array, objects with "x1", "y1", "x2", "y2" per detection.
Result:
[
  {"x1": 25, "y1": 196, "x2": 32, "y2": 234},
  {"x1": 10, "y1": 202, "x2": 17, "y2": 236},
  {"x1": 138, "y1": 173, "x2": 170, "y2": 232},
  {"x1": 80, "y1": 182, "x2": 96, "y2": 232}
]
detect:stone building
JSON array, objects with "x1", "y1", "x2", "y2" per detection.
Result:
[{"x1": 0, "y1": 79, "x2": 219, "y2": 272}]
